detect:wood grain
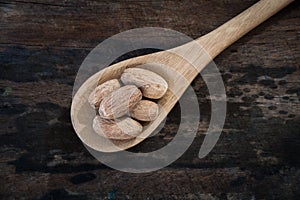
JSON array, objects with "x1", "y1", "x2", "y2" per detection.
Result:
[
  {"x1": 0, "y1": 0, "x2": 299, "y2": 199},
  {"x1": 197, "y1": 0, "x2": 294, "y2": 58}
]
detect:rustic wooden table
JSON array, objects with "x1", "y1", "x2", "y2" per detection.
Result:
[{"x1": 0, "y1": 0, "x2": 299, "y2": 199}]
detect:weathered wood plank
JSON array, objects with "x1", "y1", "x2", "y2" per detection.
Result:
[{"x1": 0, "y1": 0, "x2": 299, "y2": 199}]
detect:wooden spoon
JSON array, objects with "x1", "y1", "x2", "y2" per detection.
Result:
[{"x1": 71, "y1": 0, "x2": 293, "y2": 152}]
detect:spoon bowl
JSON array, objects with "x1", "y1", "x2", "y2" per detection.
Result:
[{"x1": 71, "y1": 49, "x2": 201, "y2": 152}]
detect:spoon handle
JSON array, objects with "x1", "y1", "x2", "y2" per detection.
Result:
[{"x1": 197, "y1": 0, "x2": 293, "y2": 58}]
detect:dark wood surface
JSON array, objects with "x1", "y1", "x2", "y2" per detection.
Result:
[{"x1": 1, "y1": 0, "x2": 299, "y2": 199}]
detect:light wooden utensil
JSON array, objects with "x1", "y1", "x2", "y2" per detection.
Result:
[{"x1": 71, "y1": 0, "x2": 293, "y2": 152}]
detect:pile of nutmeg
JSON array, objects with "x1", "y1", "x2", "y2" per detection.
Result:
[{"x1": 88, "y1": 67, "x2": 168, "y2": 140}]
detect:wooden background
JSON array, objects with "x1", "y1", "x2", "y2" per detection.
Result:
[{"x1": 0, "y1": 0, "x2": 299, "y2": 199}]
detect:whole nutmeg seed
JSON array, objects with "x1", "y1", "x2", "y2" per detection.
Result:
[
  {"x1": 120, "y1": 68, "x2": 168, "y2": 99},
  {"x1": 93, "y1": 116, "x2": 142, "y2": 140},
  {"x1": 130, "y1": 100, "x2": 159, "y2": 121},
  {"x1": 88, "y1": 79, "x2": 121, "y2": 108},
  {"x1": 99, "y1": 85, "x2": 142, "y2": 119}
]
